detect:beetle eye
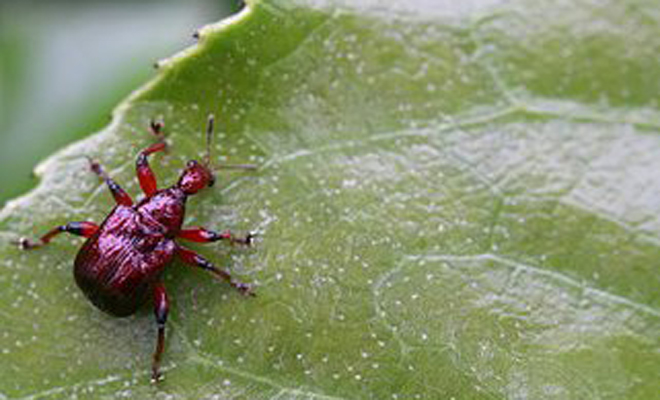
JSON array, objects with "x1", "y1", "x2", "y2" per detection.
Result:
[{"x1": 187, "y1": 160, "x2": 198, "y2": 168}]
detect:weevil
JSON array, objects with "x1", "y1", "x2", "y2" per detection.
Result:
[{"x1": 15, "y1": 115, "x2": 256, "y2": 382}]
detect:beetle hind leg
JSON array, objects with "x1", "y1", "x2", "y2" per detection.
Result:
[
  {"x1": 151, "y1": 282, "x2": 169, "y2": 383},
  {"x1": 14, "y1": 221, "x2": 98, "y2": 250}
]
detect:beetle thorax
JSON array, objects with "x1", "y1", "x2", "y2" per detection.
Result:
[{"x1": 136, "y1": 188, "x2": 186, "y2": 235}]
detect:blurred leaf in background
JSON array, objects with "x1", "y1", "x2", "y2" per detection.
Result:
[{"x1": 0, "y1": 0, "x2": 238, "y2": 205}]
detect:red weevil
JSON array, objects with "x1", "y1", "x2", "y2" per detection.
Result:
[{"x1": 15, "y1": 115, "x2": 256, "y2": 382}]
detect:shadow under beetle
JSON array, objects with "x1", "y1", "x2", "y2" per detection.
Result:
[{"x1": 15, "y1": 115, "x2": 256, "y2": 382}]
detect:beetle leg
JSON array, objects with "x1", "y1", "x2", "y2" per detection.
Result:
[
  {"x1": 178, "y1": 226, "x2": 255, "y2": 246},
  {"x1": 87, "y1": 158, "x2": 133, "y2": 206},
  {"x1": 137, "y1": 120, "x2": 168, "y2": 197},
  {"x1": 15, "y1": 221, "x2": 98, "y2": 250},
  {"x1": 136, "y1": 137, "x2": 167, "y2": 197},
  {"x1": 176, "y1": 245, "x2": 256, "y2": 296},
  {"x1": 151, "y1": 281, "x2": 169, "y2": 383}
]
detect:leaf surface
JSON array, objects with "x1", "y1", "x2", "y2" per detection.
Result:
[{"x1": 1, "y1": 0, "x2": 659, "y2": 398}]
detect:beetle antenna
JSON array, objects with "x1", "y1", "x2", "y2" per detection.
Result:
[
  {"x1": 206, "y1": 113, "x2": 258, "y2": 171},
  {"x1": 205, "y1": 114, "x2": 214, "y2": 168},
  {"x1": 217, "y1": 163, "x2": 258, "y2": 170}
]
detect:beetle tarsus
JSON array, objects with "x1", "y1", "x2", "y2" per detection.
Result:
[
  {"x1": 231, "y1": 232, "x2": 256, "y2": 246},
  {"x1": 13, "y1": 237, "x2": 39, "y2": 250},
  {"x1": 14, "y1": 222, "x2": 99, "y2": 252},
  {"x1": 149, "y1": 120, "x2": 167, "y2": 142},
  {"x1": 86, "y1": 156, "x2": 100, "y2": 174},
  {"x1": 86, "y1": 157, "x2": 134, "y2": 206},
  {"x1": 150, "y1": 369, "x2": 163, "y2": 384},
  {"x1": 232, "y1": 281, "x2": 256, "y2": 297},
  {"x1": 150, "y1": 283, "x2": 168, "y2": 383},
  {"x1": 149, "y1": 120, "x2": 163, "y2": 135}
]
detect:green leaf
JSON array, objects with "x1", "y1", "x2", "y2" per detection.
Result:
[{"x1": 1, "y1": 0, "x2": 659, "y2": 398}]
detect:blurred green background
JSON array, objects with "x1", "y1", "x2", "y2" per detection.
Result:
[{"x1": 0, "y1": 0, "x2": 239, "y2": 206}]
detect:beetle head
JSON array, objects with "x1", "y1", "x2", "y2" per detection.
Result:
[
  {"x1": 178, "y1": 115, "x2": 217, "y2": 195},
  {"x1": 178, "y1": 160, "x2": 215, "y2": 194}
]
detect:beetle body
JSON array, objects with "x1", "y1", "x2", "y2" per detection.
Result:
[
  {"x1": 16, "y1": 117, "x2": 255, "y2": 382},
  {"x1": 74, "y1": 203, "x2": 176, "y2": 316}
]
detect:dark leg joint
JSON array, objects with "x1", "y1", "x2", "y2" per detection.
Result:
[
  {"x1": 137, "y1": 153, "x2": 148, "y2": 168},
  {"x1": 155, "y1": 312, "x2": 168, "y2": 327},
  {"x1": 107, "y1": 179, "x2": 121, "y2": 193}
]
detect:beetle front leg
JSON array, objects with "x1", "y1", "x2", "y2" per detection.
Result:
[
  {"x1": 87, "y1": 158, "x2": 133, "y2": 206},
  {"x1": 178, "y1": 226, "x2": 255, "y2": 246},
  {"x1": 15, "y1": 221, "x2": 99, "y2": 250},
  {"x1": 176, "y1": 245, "x2": 255, "y2": 296},
  {"x1": 151, "y1": 281, "x2": 169, "y2": 383},
  {"x1": 136, "y1": 121, "x2": 168, "y2": 197}
]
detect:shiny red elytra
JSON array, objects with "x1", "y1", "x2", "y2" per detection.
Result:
[{"x1": 15, "y1": 116, "x2": 256, "y2": 382}]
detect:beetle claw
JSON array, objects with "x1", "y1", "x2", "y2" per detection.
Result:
[
  {"x1": 245, "y1": 232, "x2": 257, "y2": 246},
  {"x1": 86, "y1": 157, "x2": 105, "y2": 179},
  {"x1": 12, "y1": 237, "x2": 36, "y2": 250},
  {"x1": 234, "y1": 282, "x2": 256, "y2": 297},
  {"x1": 230, "y1": 232, "x2": 257, "y2": 247},
  {"x1": 148, "y1": 120, "x2": 169, "y2": 152},
  {"x1": 150, "y1": 371, "x2": 163, "y2": 384},
  {"x1": 149, "y1": 120, "x2": 164, "y2": 135}
]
